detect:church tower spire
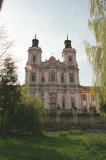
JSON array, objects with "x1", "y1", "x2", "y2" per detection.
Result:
[
  {"x1": 32, "y1": 34, "x2": 39, "y2": 47},
  {"x1": 64, "y1": 35, "x2": 72, "y2": 48}
]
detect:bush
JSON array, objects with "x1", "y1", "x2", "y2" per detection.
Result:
[{"x1": 12, "y1": 83, "x2": 47, "y2": 136}]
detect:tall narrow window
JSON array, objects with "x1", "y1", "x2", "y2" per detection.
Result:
[
  {"x1": 61, "y1": 73, "x2": 64, "y2": 83},
  {"x1": 68, "y1": 56, "x2": 72, "y2": 64},
  {"x1": 71, "y1": 76, "x2": 73, "y2": 82},
  {"x1": 62, "y1": 100, "x2": 65, "y2": 109},
  {"x1": 33, "y1": 56, "x2": 35, "y2": 63},
  {"x1": 51, "y1": 72, "x2": 55, "y2": 82},
  {"x1": 32, "y1": 55, "x2": 37, "y2": 64},
  {"x1": 83, "y1": 95, "x2": 86, "y2": 100},
  {"x1": 41, "y1": 72, "x2": 45, "y2": 82},
  {"x1": 69, "y1": 74, "x2": 74, "y2": 82},
  {"x1": 31, "y1": 73, "x2": 36, "y2": 82}
]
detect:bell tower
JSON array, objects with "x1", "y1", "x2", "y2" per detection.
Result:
[
  {"x1": 26, "y1": 35, "x2": 42, "y2": 83},
  {"x1": 27, "y1": 35, "x2": 42, "y2": 65},
  {"x1": 62, "y1": 36, "x2": 77, "y2": 66},
  {"x1": 62, "y1": 36, "x2": 79, "y2": 85}
]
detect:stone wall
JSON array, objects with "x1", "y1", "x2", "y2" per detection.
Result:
[{"x1": 45, "y1": 108, "x2": 106, "y2": 132}]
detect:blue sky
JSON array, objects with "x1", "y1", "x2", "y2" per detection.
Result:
[{"x1": 0, "y1": 0, "x2": 95, "y2": 85}]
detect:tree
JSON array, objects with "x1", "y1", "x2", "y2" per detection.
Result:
[
  {"x1": 0, "y1": 57, "x2": 47, "y2": 137},
  {"x1": 0, "y1": 56, "x2": 20, "y2": 137},
  {"x1": 14, "y1": 82, "x2": 47, "y2": 135},
  {"x1": 0, "y1": 26, "x2": 13, "y2": 64},
  {"x1": 84, "y1": 0, "x2": 106, "y2": 116}
]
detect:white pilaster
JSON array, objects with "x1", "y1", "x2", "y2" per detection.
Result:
[
  {"x1": 45, "y1": 71, "x2": 48, "y2": 83},
  {"x1": 65, "y1": 91, "x2": 71, "y2": 109},
  {"x1": 57, "y1": 92, "x2": 62, "y2": 107},
  {"x1": 75, "y1": 90, "x2": 81, "y2": 110},
  {"x1": 57, "y1": 71, "x2": 61, "y2": 83},
  {"x1": 44, "y1": 92, "x2": 49, "y2": 109},
  {"x1": 36, "y1": 70, "x2": 39, "y2": 83}
]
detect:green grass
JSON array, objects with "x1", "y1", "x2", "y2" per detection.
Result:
[{"x1": 0, "y1": 131, "x2": 106, "y2": 160}]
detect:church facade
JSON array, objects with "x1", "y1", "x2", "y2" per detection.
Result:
[{"x1": 25, "y1": 36, "x2": 99, "y2": 112}]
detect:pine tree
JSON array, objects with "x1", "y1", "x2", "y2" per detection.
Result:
[{"x1": 0, "y1": 56, "x2": 20, "y2": 137}]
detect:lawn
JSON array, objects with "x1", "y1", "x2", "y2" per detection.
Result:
[{"x1": 0, "y1": 131, "x2": 106, "y2": 160}]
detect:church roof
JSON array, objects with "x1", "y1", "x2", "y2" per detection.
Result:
[{"x1": 80, "y1": 86, "x2": 91, "y2": 92}]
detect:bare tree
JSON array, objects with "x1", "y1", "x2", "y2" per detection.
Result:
[{"x1": 0, "y1": 26, "x2": 14, "y2": 63}]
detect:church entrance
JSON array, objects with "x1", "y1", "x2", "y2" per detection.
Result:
[
  {"x1": 49, "y1": 97, "x2": 57, "y2": 110},
  {"x1": 50, "y1": 102, "x2": 56, "y2": 109}
]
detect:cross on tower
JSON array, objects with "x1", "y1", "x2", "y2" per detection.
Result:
[
  {"x1": 35, "y1": 33, "x2": 37, "y2": 39},
  {"x1": 67, "y1": 33, "x2": 68, "y2": 40}
]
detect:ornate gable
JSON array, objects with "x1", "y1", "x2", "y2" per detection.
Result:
[
  {"x1": 44, "y1": 56, "x2": 61, "y2": 68},
  {"x1": 49, "y1": 56, "x2": 56, "y2": 64}
]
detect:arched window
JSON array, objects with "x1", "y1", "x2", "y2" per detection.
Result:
[
  {"x1": 41, "y1": 72, "x2": 45, "y2": 82},
  {"x1": 33, "y1": 56, "x2": 35, "y2": 63},
  {"x1": 31, "y1": 73, "x2": 36, "y2": 82},
  {"x1": 68, "y1": 56, "x2": 73, "y2": 64},
  {"x1": 61, "y1": 73, "x2": 64, "y2": 83},
  {"x1": 32, "y1": 55, "x2": 37, "y2": 64},
  {"x1": 69, "y1": 74, "x2": 74, "y2": 82},
  {"x1": 51, "y1": 72, "x2": 55, "y2": 82}
]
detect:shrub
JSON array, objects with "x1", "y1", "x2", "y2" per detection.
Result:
[{"x1": 13, "y1": 83, "x2": 47, "y2": 136}]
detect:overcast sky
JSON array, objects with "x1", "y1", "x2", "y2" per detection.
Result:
[{"x1": 0, "y1": 0, "x2": 95, "y2": 85}]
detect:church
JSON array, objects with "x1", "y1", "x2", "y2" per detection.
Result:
[{"x1": 25, "y1": 35, "x2": 99, "y2": 113}]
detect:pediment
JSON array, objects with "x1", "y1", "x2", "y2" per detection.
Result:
[
  {"x1": 49, "y1": 56, "x2": 56, "y2": 64},
  {"x1": 44, "y1": 56, "x2": 61, "y2": 68}
]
